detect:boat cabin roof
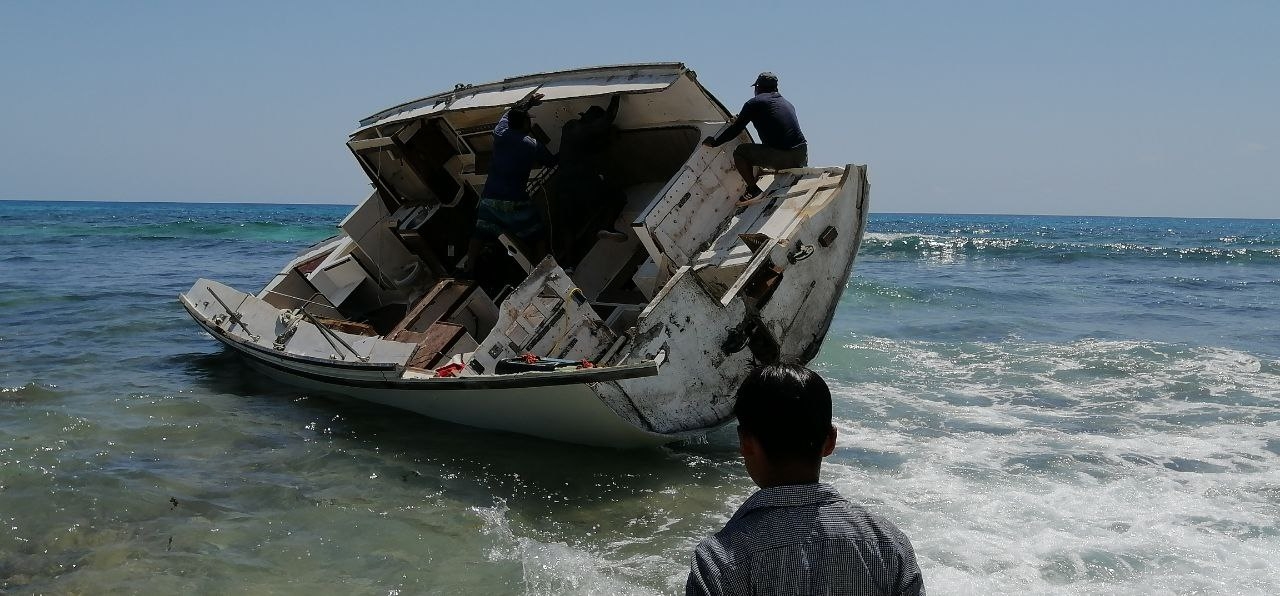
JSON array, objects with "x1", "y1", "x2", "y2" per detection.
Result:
[{"x1": 355, "y1": 62, "x2": 729, "y2": 132}]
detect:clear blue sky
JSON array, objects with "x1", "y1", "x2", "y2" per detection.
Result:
[{"x1": 2, "y1": 1, "x2": 1276, "y2": 218}]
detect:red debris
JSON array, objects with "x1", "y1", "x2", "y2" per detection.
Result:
[
  {"x1": 434, "y1": 362, "x2": 465, "y2": 378},
  {"x1": 521, "y1": 352, "x2": 539, "y2": 364},
  {"x1": 578, "y1": 359, "x2": 595, "y2": 369}
]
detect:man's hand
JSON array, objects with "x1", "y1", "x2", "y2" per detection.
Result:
[{"x1": 515, "y1": 92, "x2": 545, "y2": 111}]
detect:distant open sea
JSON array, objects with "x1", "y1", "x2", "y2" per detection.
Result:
[{"x1": 2, "y1": 200, "x2": 1278, "y2": 594}]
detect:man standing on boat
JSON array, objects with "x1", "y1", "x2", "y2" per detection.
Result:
[
  {"x1": 702, "y1": 72, "x2": 808, "y2": 205},
  {"x1": 459, "y1": 92, "x2": 558, "y2": 276},
  {"x1": 555, "y1": 94, "x2": 629, "y2": 255},
  {"x1": 686, "y1": 364, "x2": 925, "y2": 595}
]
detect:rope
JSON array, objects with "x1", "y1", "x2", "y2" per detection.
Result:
[
  {"x1": 347, "y1": 210, "x2": 396, "y2": 293},
  {"x1": 262, "y1": 289, "x2": 342, "y2": 310}
]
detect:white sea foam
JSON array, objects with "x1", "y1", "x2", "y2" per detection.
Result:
[
  {"x1": 824, "y1": 336, "x2": 1280, "y2": 594},
  {"x1": 442, "y1": 335, "x2": 1280, "y2": 594},
  {"x1": 863, "y1": 231, "x2": 922, "y2": 243},
  {"x1": 472, "y1": 501, "x2": 676, "y2": 595}
]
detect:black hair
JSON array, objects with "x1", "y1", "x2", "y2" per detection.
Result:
[
  {"x1": 508, "y1": 109, "x2": 531, "y2": 131},
  {"x1": 733, "y1": 363, "x2": 832, "y2": 460}
]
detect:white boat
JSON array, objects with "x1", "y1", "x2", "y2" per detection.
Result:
[{"x1": 180, "y1": 63, "x2": 869, "y2": 447}]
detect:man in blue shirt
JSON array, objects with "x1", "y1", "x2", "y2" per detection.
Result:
[
  {"x1": 459, "y1": 92, "x2": 558, "y2": 276},
  {"x1": 702, "y1": 72, "x2": 808, "y2": 204},
  {"x1": 687, "y1": 364, "x2": 925, "y2": 595}
]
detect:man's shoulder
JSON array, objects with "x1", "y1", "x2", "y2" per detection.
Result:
[
  {"x1": 817, "y1": 497, "x2": 909, "y2": 534},
  {"x1": 691, "y1": 486, "x2": 923, "y2": 595},
  {"x1": 746, "y1": 91, "x2": 786, "y2": 103},
  {"x1": 743, "y1": 94, "x2": 770, "y2": 109},
  {"x1": 734, "y1": 487, "x2": 910, "y2": 545}
]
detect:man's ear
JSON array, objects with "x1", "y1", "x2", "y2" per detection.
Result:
[
  {"x1": 738, "y1": 426, "x2": 760, "y2": 458},
  {"x1": 820, "y1": 424, "x2": 837, "y2": 457}
]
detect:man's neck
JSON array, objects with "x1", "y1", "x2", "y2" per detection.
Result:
[{"x1": 753, "y1": 463, "x2": 821, "y2": 489}]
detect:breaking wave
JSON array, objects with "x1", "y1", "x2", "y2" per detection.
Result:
[
  {"x1": 0, "y1": 381, "x2": 63, "y2": 403},
  {"x1": 860, "y1": 232, "x2": 1280, "y2": 264}
]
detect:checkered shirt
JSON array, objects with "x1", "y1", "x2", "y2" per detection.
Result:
[{"x1": 686, "y1": 483, "x2": 924, "y2": 595}]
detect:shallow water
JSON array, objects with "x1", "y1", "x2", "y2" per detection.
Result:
[{"x1": 2, "y1": 202, "x2": 1277, "y2": 593}]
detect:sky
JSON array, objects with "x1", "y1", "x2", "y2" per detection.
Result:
[{"x1": 1, "y1": 1, "x2": 1276, "y2": 218}]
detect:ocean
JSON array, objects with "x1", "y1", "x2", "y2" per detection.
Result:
[{"x1": 1, "y1": 200, "x2": 1277, "y2": 594}]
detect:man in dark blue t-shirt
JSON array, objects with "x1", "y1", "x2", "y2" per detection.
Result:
[
  {"x1": 458, "y1": 92, "x2": 558, "y2": 276},
  {"x1": 702, "y1": 72, "x2": 808, "y2": 203}
]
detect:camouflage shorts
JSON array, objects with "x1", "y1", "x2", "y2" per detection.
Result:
[{"x1": 474, "y1": 196, "x2": 543, "y2": 242}]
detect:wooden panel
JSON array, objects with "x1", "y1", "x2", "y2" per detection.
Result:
[
  {"x1": 387, "y1": 279, "x2": 449, "y2": 337},
  {"x1": 387, "y1": 279, "x2": 477, "y2": 337},
  {"x1": 405, "y1": 322, "x2": 467, "y2": 369},
  {"x1": 314, "y1": 317, "x2": 378, "y2": 337}
]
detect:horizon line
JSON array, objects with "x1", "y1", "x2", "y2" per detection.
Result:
[{"x1": 1, "y1": 197, "x2": 1275, "y2": 221}]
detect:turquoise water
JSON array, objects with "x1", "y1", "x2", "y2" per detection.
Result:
[{"x1": 2, "y1": 201, "x2": 1278, "y2": 593}]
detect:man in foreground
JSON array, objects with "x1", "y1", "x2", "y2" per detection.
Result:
[
  {"x1": 686, "y1": 364, "x2": 925, "y2": 595},
  {"x1": 701, "y1": 72, "x2": 808, "y2": 205}
]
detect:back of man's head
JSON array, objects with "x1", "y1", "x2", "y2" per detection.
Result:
[
  {"x1": 508, "y1": 109, "x2": 531, "y2": 132},
  {"x1": 752, "y1": 71, "x2": 780, "y2": 93},
  {"x1": 734, "y1": 363, "x2": 832, "y2": 461}
]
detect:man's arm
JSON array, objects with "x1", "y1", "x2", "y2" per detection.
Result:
[
  {"x1": 493, "y1": 109, "x2": 511, "y2": 137},
  {"x1": 703, "y1": 100, "x2": 756, "y2": 147},
  {"x1": 604, "y1": 93, "x2": 621, "y2": 124},
  {"x1": 685, "y1": 544, "x2": 726, "y2": 596},
  {"x1": 495, "y1": 92, "x2": 544, "y2": 138},
  {"x1": 894, "y1": 547, "x2": 926, "y2": 595},
  {"x1": 513, "y1": 91, "x2": 544, "y2": 112},
  {"x1": 886, "y1": 527, "x2": 926, "y2": 596},
  {"x1": 579, "y1": 94, "x2": 623, "y2": 138}
]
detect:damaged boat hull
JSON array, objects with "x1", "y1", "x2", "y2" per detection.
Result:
[{"x1": 180, "y1": 63, "x2": 869, "y2": 447}]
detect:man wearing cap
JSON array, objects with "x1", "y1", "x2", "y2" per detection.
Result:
[{"x1": 702, "y1": 72, "x2": 808, "y2": 204}]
